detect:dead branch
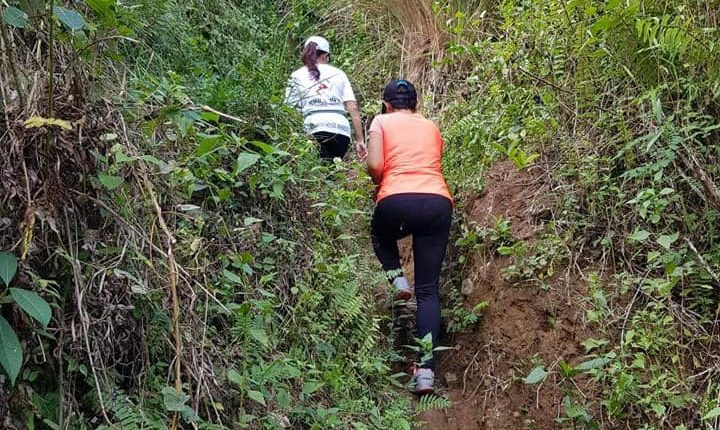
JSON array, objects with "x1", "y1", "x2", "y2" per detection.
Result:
[
  {"x1": 680, "y1": 144, "x2": 720, "y2": 212},
  {"x1": 141, "y1": 176, "x2": 183, "y2": 430},
  {"x1": 64, "y1": 208, "x2": 112, "y2": 426}
]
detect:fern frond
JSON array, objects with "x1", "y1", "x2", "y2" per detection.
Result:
[
  {"x1": 711, "y1": 69, "x2": 720, "y2": 99},
  {"x1": 415, "y1": 394, "x2": 451, "y2": 413},
  {"x1": 102, "y1": 388, "x2": 166, "y2": 430},
  {"x1": 334, "y1": 285, "x2": 364, "y2": 330},
  {"x1": 635, "y1": 15, "x2": 691, "y2": 60},
  {"x1": 360, "y1": 317, "x2": 381, "y2": 354}
]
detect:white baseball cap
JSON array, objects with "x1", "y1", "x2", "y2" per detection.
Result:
[{"x1": 304, "y1": 36, "x2": 330, "y2": 54}]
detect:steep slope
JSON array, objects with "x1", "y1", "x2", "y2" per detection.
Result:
[{"x1": 422, "y1": 162, "x2": 599, "y2": 429}]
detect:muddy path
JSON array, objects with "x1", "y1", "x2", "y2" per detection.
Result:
[{"x1": 415, "y1": 162, "x2": 598, "y2": 429}]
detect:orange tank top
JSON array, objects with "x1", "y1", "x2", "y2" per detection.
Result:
[{"x1": 369, "y1": 112, "x2": 452, "y2": 203}]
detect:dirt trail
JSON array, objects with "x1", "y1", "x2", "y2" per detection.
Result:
[{"x1": 419, "y1": 162, "x2": 596, "y2": 430}]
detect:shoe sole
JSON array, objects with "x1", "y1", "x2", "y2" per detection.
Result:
[
  {"x1": 414, "y1": 387, "x2": 434, "y2": 396},
  {"x1": 394, "y1": 290, "x2": 412, "y2": 301}
]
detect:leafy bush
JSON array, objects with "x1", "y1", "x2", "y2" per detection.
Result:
[
  {"x1": 434, "y1": 0, "x2": 720, "y2": 427},
  {"x1": 1, "y1": 0, "x2": 413, "y2": 428}
]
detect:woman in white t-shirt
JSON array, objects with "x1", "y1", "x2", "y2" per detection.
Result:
[{"x1": 285, "y1": 36, "x2": 367, "y2": 161}]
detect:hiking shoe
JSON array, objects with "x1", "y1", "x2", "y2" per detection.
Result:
[
  {"x1": 393, "y1": 276, "x2": 412, "y2": 301},
  {"x1": 412, "y1": 368, "x2": 435, "y2": 395}
]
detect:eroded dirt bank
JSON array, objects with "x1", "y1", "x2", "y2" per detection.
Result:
[{"x1": 422, "y1": 162, "x2": 598, "y2": 430}]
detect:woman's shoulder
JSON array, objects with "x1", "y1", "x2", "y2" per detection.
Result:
[
  {"x1": 388, "y1": 112, "x2": 434, "y2": 124},
  {"x1": 290, "y1": 66, "x2": 308, "y2": 77},
  {"x1": 412, "y1": 113, "x2": 440, "y2": 128},
  {"x1": 370, "y1": 113, "x2": 393, "y2": 125},
  {"x1": 370, "y1": 113, "x2": 423, "y2": 129},
  {"x1": 368, "y1": 113, "x2": 385, "y2": 130},
  {"x1": 397, "y1": 113, "x2": 441, "y2": 134},
  {"x1": 319, "y1": 64, "x2": 347, "y2": 77}
]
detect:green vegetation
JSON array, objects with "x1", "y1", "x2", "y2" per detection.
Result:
[
  {"x1": 1, "y1": 1, "x2": 414, "y2": 428},
  {"x1": 437, "y1": 0, "x2": 720, "y2": 428},
  {"x1": 1, "y1": 0, "x2": 720, "y2": 429}
]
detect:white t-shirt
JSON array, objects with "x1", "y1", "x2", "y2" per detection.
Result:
[{"x1": 284, "y1": 64, "x2": 356, "y2": 137}]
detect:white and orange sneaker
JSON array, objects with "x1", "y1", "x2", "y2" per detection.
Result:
[
  {"x1": 412, "y1": 368, "x2": 435, "y2": 395},
  {"x1": 393, "y1": 276, "x2": 412, "y2": 301}
]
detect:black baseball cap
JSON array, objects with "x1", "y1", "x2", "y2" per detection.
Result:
[{"x1": 382, "y1": 79, "x2": 417, "y2": 112}]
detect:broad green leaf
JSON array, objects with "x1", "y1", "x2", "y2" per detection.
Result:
[
  {"x1": 651, "y1": 403, "x2": 666, "y2": 418},
  {"x1": 97, "y1": 173, "x2": 123, "y2": 190},
  {"x1": 10, "y1": 288, "x2": 52, "y2": 327},
  {"x1": 227, "y1": 369, "x2": 243, "y2": 385},
  {"x1": 196, "y1": 134, "x2": 222, "y2": 156},
  {"x1": 200, "y1": 111, "x2": 220, "y2": 123},
  {"x1": 497, "y1": 245, "x2": 514, "y2": 256},
  {"x1": 591, "y1": 15, "x2": 614, "y2": 33},
  {"x1": 243, "y1": 217, "x2": 263, "y2": 226},
  {"x1": 524, "y1": 152, "x2": 540, "y2": 164},
  {"x1": 250, "y1": 140, "x2": 276, "y2": 155},
  {"x1": 302, "y1": 381, "x2": 324, "y2": 396},
  {"x1": 418, "y1": 332, "x2": 434, "y2": 347},
  {"x1": 234, "y1": 153, "x2": 261, "y2": 176},
  {"x1": 3, "y1": 6, "x2": 29, "y2": 28},
  {"x1": 647, "y1": 251, "x2": 661, "y2": 263},
  {"x1": 523, "y1": 365, "x2": 548, "y2": 384},
  {"x1": 85, "y1": 0, "x2": 114, "y2": 16},
  {"x1": 575, "y1": 356, "x2": 611, "y2": 371},
  {"x1": 0, "y1": 252, "x2": 18, "y2": 286},
  {"x1": 162, "y1": 386, "x2": 190, "y2": 412},
  {"x1": 196, "y1": 140, "x2": 217, "y2": 157},
  {"x1": 249, "y1": 328, "x2": 270, "y2": 348},
  {"x1": 223, "y1": 270, "x2": 243, "y2": 285},
  {"x1": 179, "y1": 405, "x2": 199, "y2": 422},
  {"x1": 657, "y1": 232, "x2": 679, "y2": 250},
  {"x1": 139, "y1": 154, "x2": 164, "y2": 166},
  {"x1": 0, "y1": 315, "x2": 22, "y2": 385},
  {"x1": 558, "y1": 361, "x2": 579, "y2": 378},
  {"x1": 280, "y1": 363, "x2": 301, "y2": 379},
  {"x1": 247, "y1": 390, "x2": 266, "y2": 406},
  {"x1": 703, "y1": 407, "x2": 720, "y2": 420},
  {"x1": 580, "y1": 338, "x2": 609, "y2": 353},
  {"x1": 276, "y1": 388, "x2": 291, "y2": 408},
  {"x1": 53, "y1": 6, "x2": 85, "y2": 31},
  {"x1": 628, "y1": 229, "x2": 650, "y2": 242},
  {"x1": 563, "y1": 395, "x2": 592, "y2": 420},
  {"x1": 114, "y1": 151, "x2": 134, "y2": 163}
]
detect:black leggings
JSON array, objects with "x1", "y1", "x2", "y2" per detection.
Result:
[
  {"x1": 371, "y1": 193, "x2": 452, "y2": 369},
  {"x1": 313, "y1": 132, "x2": 350, "y2": 160}
]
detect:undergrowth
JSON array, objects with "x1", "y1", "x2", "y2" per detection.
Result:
[
  {"x1": 0, "y1": 0, "x2": 418, "y2": 428},
  {"x1": 4, "y1": 0, "x2": 720, "y2": 429},
  {"x1": 432, "y1": 0, "x2": 720, "y2": 428}
]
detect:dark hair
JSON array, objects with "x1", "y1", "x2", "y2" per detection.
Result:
[
  {"x1": 301, "y1": 42, "x2": 327, "y2": 81},
  {"x1": 383, "y1": 79, "x2": 418, "y2": 111}
]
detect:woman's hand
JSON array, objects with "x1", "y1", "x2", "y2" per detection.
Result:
[
  {"x1": 345, "y1": 101, "x2": 366, "y2": 161},
  {"x1": 356, "y1": 138, "x2": 368, "y2": 161}
]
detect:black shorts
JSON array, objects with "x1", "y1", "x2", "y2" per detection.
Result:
[{"x1": 313, "y1": 132, "x2": 350, "y2": 160}]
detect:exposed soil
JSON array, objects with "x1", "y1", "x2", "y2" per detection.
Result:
[{"x1": 417, "y1": 162, "x2": 598, "y2": 430}]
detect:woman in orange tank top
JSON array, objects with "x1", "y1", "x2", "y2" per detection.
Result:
[{"x1": 366, "y1": 79, "x2": 452, "y2": 395}]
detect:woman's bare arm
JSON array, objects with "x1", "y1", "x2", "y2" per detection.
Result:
[
  {"x1": 345, "y1": 101, "x2": 367, "y2": 160},
  {"x1": 366, "y1": 130, "x2": 384, "y2": 185}
]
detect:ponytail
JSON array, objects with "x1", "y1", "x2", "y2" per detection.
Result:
[{"x1": 301, "y1": 42, "x2": 324, "y2": 81}]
